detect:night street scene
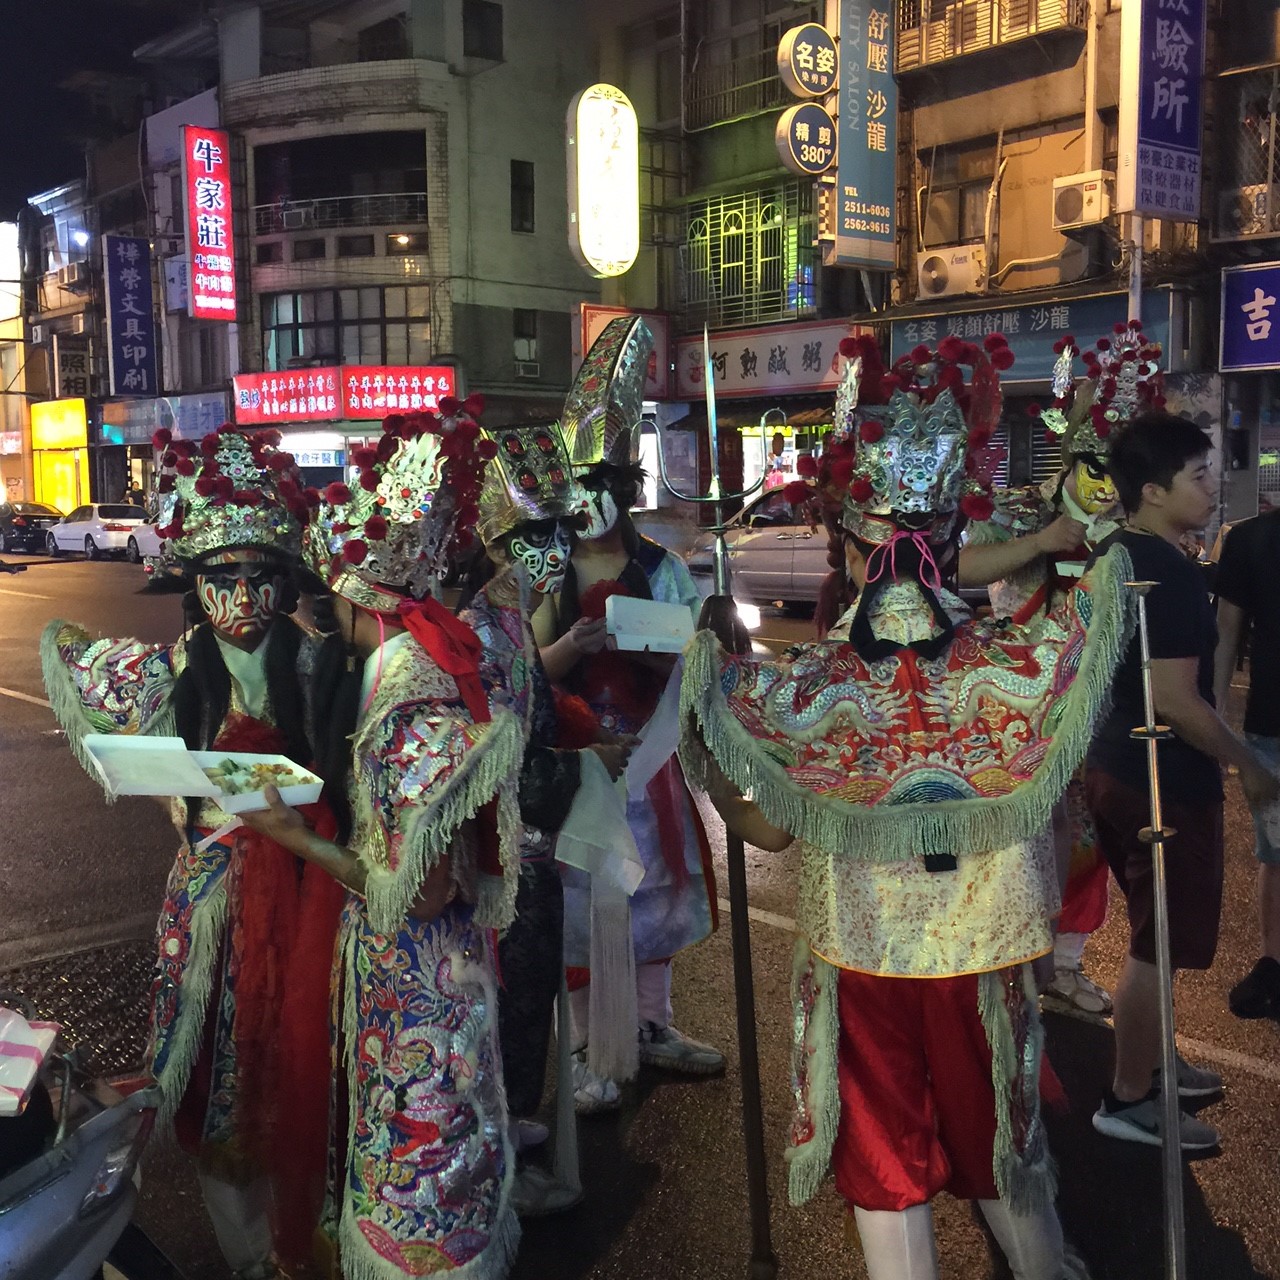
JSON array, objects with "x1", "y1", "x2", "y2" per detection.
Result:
[{"x1": 3, "y1": 3, "x2": 1280, "y2": 1280}]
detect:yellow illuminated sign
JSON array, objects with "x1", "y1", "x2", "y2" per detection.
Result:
[
  {"x1": 567, "y1": 84, "x2": 640, "y2": 279},
  {"x1": 31, "y1": 399, "x2": 89, "y2": 450}
]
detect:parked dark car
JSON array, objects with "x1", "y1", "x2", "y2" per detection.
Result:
[{"x1": 0, "y1": 502, "x2": 64, "y2": 554}]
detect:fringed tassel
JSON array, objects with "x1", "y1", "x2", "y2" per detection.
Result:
[
  {"x1": 784, "y1": 942, "x2": 840, "y2": 1206},
  {"x1": 585, "y1": 879, "x2": 639, "y2": 1084},
  {"x1": 361, "y1": 710, "x2": 525, "y2": 937},
  {"x1": 154, "y1": 880, "x2": 229, "y2": 1133},
  {"x1": 681, "y1": 544, "x2": 1136, "y2": 864},
  {"x1": 474, "y1": 781, "x2": 522, "y2": 933},
  {"x1": 551, "y1": 971, "x2": 582, "y2": 1196},
  {"x1": 978, "y1": 967, "x2": 1056, "y2": 1216}
]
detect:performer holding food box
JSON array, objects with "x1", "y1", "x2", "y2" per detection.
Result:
[{"x1": 42, "y1": 425, "x2": 338, "y2": 1280}]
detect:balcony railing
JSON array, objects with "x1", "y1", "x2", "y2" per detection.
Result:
[
  {"x1": 252, "y1": 192, "x2": 427, "y2": 236},
  {"x1": 896, "y1": 0, "x2": 1087, "y2": 73},
  {"x1": 685, "y1": 46, "x2": 792, "y2": 131}
]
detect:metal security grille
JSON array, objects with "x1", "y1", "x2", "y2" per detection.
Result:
[
  {"x1": 1216, "y1": 69, "x2": 1280, "y2": 239},
  {"x1": 896, "y1": 0, "x2": 1086, "y2": 73},
  {"x1": 679, "y1": 182, "x2": 819, "y2": 331}
]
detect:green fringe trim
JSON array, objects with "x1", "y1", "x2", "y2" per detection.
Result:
[
  {"x1": 681, "y1": 543, "x2": 1135, "y2": 861},
  {"x1": 40, "y1": 619, "x2": 177, "y2": 797},
  {"x1": 978, "y1": 967, "x2": 1056, "y2": 1215},
  {"x1": 337, "y1": 924, "x2": 521, "y2": 1280},
  {"x1": 784, "y1": 942, "x2": 840, "y2": 1207},
  {"x1": 154, "y1": 877, "x2": 228, "y2": 1133},
  {"x1": 965, "y1": 517, "x2": 1012, "y2": 547},
  {"x1": 359, "y1": 708, "x2": 525, "y2": 937}
]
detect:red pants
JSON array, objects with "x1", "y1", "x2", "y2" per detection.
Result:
[{"x1": 832, "y1": 969, "x2": 999, "y2": 1212}]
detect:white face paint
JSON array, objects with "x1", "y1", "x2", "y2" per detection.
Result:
[
  {"x1": 507, "y1": 523, "x2": 572, "y2": 595},
  {"x1": 581, "y1": 487, "x2": 619, "y2": 540}
]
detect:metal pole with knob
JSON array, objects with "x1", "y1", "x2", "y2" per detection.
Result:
[{"x1": 1127, "y1": 578, "x2": 1187, "y2": 1280}]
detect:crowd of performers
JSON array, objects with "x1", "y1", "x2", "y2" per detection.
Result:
[{"x1": 38, "y1": 316, "x2": 1261, "y2": 1280}]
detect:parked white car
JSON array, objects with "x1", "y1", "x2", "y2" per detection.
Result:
[
  {"x1": 125, "y1": 520, "x2": 166, "y2": 565},
  {"x1": 46, "y1": 504, "x2": 149, "y2": 559}
]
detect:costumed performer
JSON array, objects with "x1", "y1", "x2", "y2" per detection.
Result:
[
  {"x1": 460, "y1": 415, "x2": 634, "y2": 1215},
  {"x1": 41, "y1": 425, "x2": 340, "y2": 1280},
  {"x1": 959, "y1": 321, "x2": 1164, "y2": 1017},
  {"x1": 683, "y1": 333, "x2": 1132, "y2": 1280},
  {"x1": 240, "y1": 406, "x2": 525, "y2": 1280},
  {"x1": 538, "y1": 316, "x2": 722, "y2": 1110}
]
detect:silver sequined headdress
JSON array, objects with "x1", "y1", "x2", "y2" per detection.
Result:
[
  {"x1": 560, "y1": 315, "x2": 655, "y2": 471},
  {"x1": 475, "y1": 422, "x2": 578, "y2": 546}
]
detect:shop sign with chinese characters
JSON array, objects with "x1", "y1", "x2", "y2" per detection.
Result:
[
  {"x1": 674, "y1": 319, "x2": 871, "y2": 400},
  {"x1": 101, "y1": 391, "x2": 229, "y2": 445},
  {"x1": 53, "y1": 334, "x2": 90, "y2": 400},
  {"x1": 181, "y1": 125, "x2": 237, "y2": 321},
  {"x1": 776, "y1": 103, "x2": 838, "y2": 177},
  {"x1": 1117, "y1": 0, "x2": 1205, "y2": 221},
  {"x1": 103, "y1": 235, "x2": 158, "y2": 397},
  {"x1": 890, "y1": 292, "x2": 1173, "y2": 383},
  {"x1": 567, "y1": 84, "x2": 640, "y2": 279},
  {"x1": 833, "y1": 0, "x2": 896, "y2": 268},
  {"x1": 1221, "y1": 264, "x2": 1280, "y2": 372},
  {"x1": 777, "y1": 23, "x2": 838, "y2": 98},
  {"x1": 232, "y1": 365, "x2": 457, "y2": 425}
]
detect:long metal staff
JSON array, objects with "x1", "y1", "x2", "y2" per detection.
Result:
[
  {"x1": 1128, "y1": 579, "x2": 1187, "y2": 1280},
  {"x1": 645, "y1": 329, "x2": 776, "y2": 1279}
]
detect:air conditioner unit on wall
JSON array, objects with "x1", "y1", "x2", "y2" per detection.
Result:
[
  {"x1": 57, "y1": 261, "x2": 89, "y2": 292},
  {"x1": 1218, "y1": 185, "x2": 1276, "y2": 237},
  {"x1": 70, "y1": 312, "x2": 92, "y2": 336},
  {"x1": 29, "y1": 323, "x2": 45, "y2": 346},
  {"x1": 514, "y1": 360, "x2": 541, "y2": 379},
  {"x1": 1052, "y1": 171, "x2": 1114, "y2": 231},
  {"x1": 916, "y1": 244, "x2": 987, "y2": 299}
]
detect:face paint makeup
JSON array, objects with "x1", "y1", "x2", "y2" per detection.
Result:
[
  {"x1": 581, "y1": 488, "x2": 619, "y2": 540},
  {"x1": 196, "y1": 563, "x2": 286, "y2": 646},
  {"x1": 507, "y1": 523, "x2": 572, "y2": 595},
  {"x1": 1070, "y1": 458, "x2": 1117, "y2": 515}
]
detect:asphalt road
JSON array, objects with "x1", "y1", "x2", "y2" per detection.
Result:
[{"x1": 1, "y1": 554, "x2": 1277, "y2": 1279}]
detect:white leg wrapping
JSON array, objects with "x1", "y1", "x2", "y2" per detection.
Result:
[
  {"x1": 635, "y1": 958, "x2": 674, "y2": 1028},
  {"x1": 977, "y1": 1197, "x2": 1065, "y2": 1280},
  {"x1": 1053, "y1": 931, "x2": 1087, "y2": 970},
  {"x1": 852, "y1": 1204, "x2": 940, "y2": 1280},
  {"x1": 196, "y1": 1170, "x2": 273, "y2": 1273}
]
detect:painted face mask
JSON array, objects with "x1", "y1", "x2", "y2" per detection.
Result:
[
  {"x1": 507, "y1": 522, "x2": 572, "y2": 595},
  {"x1": 1070, "y1": 457, "x2": 1117, "y2": 515},
  {"x1": 580, "y1": 487, "x2": 619, "y2": 540},
  {"x1": 195, "y1": 557, "x2": 287, "y2": 646}
]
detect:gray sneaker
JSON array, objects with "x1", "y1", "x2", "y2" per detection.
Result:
[
  {"x1": 1092, "y1": 1095, "x2": 1220, "y2": 1151},
  {"x1": 637, "y1": 1022, "x2": 724, "y2": 1075},
  {"x1": 1153, "y1": 1052, "x2": 1224, "y2": 1099},
  {"x1": 571, "y1": 1050, "x2": 621, "y2": 1115}
]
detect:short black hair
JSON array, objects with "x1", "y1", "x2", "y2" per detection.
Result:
[{"x1": 1107, "y1": 412, "x2": 1213, "y2": 514}]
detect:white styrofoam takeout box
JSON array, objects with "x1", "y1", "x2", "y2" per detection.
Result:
[
  {"x1": 605, "y1": 594, "x2": 695, "y2": 654},
  {"x1": 81, "y1": 734, "x2": 322, "y2": 813}
]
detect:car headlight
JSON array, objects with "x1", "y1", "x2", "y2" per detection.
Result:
[{"x1": 735, "y1": 601, "x2": 761, "y2": 631}]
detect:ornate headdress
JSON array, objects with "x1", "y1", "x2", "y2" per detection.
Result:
[
  {"x1": 152, "y1": 424, "x2": 307, "y2": 565},
  {"x1": 475, "y1": 422, "x2": 578, "y2": 546},
  {"x1": 792, "y1": 333, "x2": 1010, "y2": 545},
  {"x1": 560, "y1": 315, "x2": 654, "y2": 471},
  {"x1": 1032, "y1": 321, "x2": 1164, "y2": 464},
  {"x1": 303, "y1": 397, "x2": 491, "y2": 612}
]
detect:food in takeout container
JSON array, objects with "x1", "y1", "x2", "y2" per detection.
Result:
[{"x1": 190, "y1": 751, "x2": 322, "y2": 813}]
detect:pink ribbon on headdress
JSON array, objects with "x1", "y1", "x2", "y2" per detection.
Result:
[{"x1": 863, "y1": 530, "x2": 943, "y2": 592}]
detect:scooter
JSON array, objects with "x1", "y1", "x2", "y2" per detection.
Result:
[{"x1": 0, "y1": 994, "x2": 183, "y2": 1280}]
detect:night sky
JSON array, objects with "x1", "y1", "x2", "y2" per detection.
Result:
[{"x1": 0, "y1": 1, "x2": 181, "y2": 217}]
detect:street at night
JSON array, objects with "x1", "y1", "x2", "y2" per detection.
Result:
[{"x1": 2, "y1": 555, "x2": 1279, "y2": 1279}]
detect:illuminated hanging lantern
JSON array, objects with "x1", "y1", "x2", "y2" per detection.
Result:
[{"x1": 566, "y1": 83, "x2": 640, "y2": 279}]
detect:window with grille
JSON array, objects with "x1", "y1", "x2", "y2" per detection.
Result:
[
  {"x1": 260, "y1": 286, "x2": 432, "y2": 369},
  {"x1": 513, "y1": 309, "x2": 538, "y2": 362},
  {"x1": 680, "y1": 181, "x2": 818, "y2": 329},
  {"x1": 1216, "y1": 69, "x2": 1280, "y2": 239},
  {"x1": 920, "y1": 140, "x2": 995, "y2": 247}
]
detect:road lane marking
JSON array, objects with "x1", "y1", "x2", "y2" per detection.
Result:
[
  {"x1": 0, "y1": 587, "x2": 52, "y2": 599},
  {"x1": 0, "y1": 685, "x2": 51, "y2": 709},
  {"x1": 719, "y1": 897, "x2": 1280, "y2": 1086}
]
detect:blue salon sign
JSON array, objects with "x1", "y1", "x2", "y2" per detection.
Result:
[
  {"x1": 102, "y1": 235, "x2": 158, "y2": 397},
  {"x1": 890, "y1": 292, "x2": 1172, "y2": 384},
  {"x1": 777, "y1": 23, "x2": 839, "y2": 98},
  {"x1": 1221, "y1": 264, "x2": 1280, "y2": 372},
  {"x1": 1118, "y1": 0, "x2": 1206, "y2": 221},
  {"x1": 776, "y1": 103, "x2": 837, "y2": 176},
  {"x1": 833, "y1": 0, "x2": 896, "y2": 268}
]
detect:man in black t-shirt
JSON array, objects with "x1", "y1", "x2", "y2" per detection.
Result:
[
  {"x1": 1086, "y1": 413, "x2": 1280, "y2": 1153},
  {"x1": 1213, "y1": 509, "x2": 1280, "y2": 1019}
]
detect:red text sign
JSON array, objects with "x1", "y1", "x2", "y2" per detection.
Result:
[
  {"x1": 341, "y1": 365, "x2": 456, "y2": 417},
  {"x1": 182, "y1": 126, "x2": 237, "y2": 321}
]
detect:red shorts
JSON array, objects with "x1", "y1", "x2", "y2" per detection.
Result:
[{"x1": 832, "y1": 969, "x2": 1000, "y2": 1212}]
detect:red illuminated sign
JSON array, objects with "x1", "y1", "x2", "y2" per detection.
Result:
[
  {"x1": 232, "y1": 365, "x2": 459, "y2": 425},
  {"x1": 233, "y1": 369, "x2": 342, "y2": 425},
  {"x1": 182, "y1": 126, "x2": 237, "y2": 322},
  {"x1": 341, "y1": 366, "x2": 455, "y2": 417}
]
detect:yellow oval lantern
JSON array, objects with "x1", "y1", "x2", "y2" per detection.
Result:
[{"x1": 567, "y1": 83, "x2": 640, "y2": 279}]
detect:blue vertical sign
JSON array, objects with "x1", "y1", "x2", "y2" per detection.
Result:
[
  {"x1": 102, "y1": 235, "x2": 158, "y2": 398},
  {"x1": 1118, "y1": 0, "x2": 1206, "y2": 221},
  {"x1": 833, "y1": 0, "x2": 896, "y2": 268},
  {"x1": 1221, "y1": 263, "x2": 1280, "y2": 372}
]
